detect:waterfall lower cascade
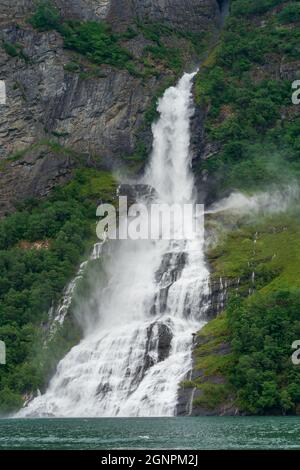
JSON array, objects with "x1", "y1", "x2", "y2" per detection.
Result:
[{"x1": 18, "y1": 72, "x2": 210, "y2": 418}]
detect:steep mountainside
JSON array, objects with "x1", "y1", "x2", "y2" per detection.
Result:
[
  {"x1": 1, "y1": 0, "x2": 300, "y2": 417},
  {"x1": 0, "y1": 0, "x2": 221, "y2": 216},
  {"x1": 0, "y1": 0, "x2": 223, "y2": 413},
  {"x1": 179, "y1": 0, "x2": 300, "y2": 416}
]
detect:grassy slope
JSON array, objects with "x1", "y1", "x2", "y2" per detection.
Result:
[
  {"x1": 186, "y1": 211, "x2": 300, "y2": 414},
  {"x1": 210, "y1": 213, "x2": 300, "y2": 293}
]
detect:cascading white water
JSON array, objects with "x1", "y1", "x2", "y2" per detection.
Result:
[{"x1": 18, "y1": 72, "x2": 210, "y2": 418}]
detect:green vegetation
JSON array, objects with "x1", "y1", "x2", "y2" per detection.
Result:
[
  {"x1": 195, "y1": 352, "x2": 234, "y2": 377},
  {"x1": 0, "y1": 167, "x2": 116, "y2": 413},
  {"x1": 137, "y1": 21, "x2": 209, "y2": 74},
  {"x1": 3, "y1": 42, "x2": 19, "y2": 57},
  {"x1": 28, "y1": 1, "x2": 135, "y2": 71},
  {"x1": 188, "y1": 211, "x2": 300, "y2": 414},
  {"x1": 204, "y1": 211, "x2": 300, "y2": 414},
  {"x1": 28, "y1": 0, "x2": 60, "y2": 31},
  {"x1": 278, "y1": 3, "x2": 300, "y2": 23},
  {"x1": 63, "y1": 61, "x2": 80, "y2": 73},
  {"x1": 61, "y1": 21, "x2": 133, "y2": 69},
  {"x1": 193, "y1": 383, "x2": 233, "y2": 410},
  {"x1": 195, "y1": 0, "x2": 300, "y2": 196},
  {"x1": 228, "y1": 290, "x2": 300, "y2": 414},
  {"x1": 0, "y1": 3, "x2": 212, "y2": 414},
  {"x1": 209, "y1": 212, "x2": 300, "y2": 292},
  {"x1": 28, "y1": 1, "x2": 209, "y2": 77},
  {"x1": 181, "y1": 312, "x2": 235, "y2": 411},
  {"x1": 191, "y1": 0, "x2": 300, "y2": 415},
  {"x1": 137, "y1": 22, "x2": 184, "y2": 73},
  {"x1": 5, "y1": 140, "x2": 76, "y2": 165},
  {"x1": 3, "y1": 0, "x2": 300, "y2": 417},
  {"x1": 2, "y1": 41, "x2": 29, "y2": 62},
  {"x1": 144, "y1": 44, "x2": 182, "y2": 74},
  {"x1": 231, "y1": 0, "x2": 284, "y2": 16}
]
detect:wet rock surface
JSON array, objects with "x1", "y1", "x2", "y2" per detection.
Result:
[
  {"x1": 118, "y1": 184, "x2": 157, "y2": 205},
  {"x1": 176, "y1": 333, "x2": 237, "y2": 417},
  {"x1": 129, "y1": 320, "x2": 173, "y2": 390},
  {"x1": 176, "y1": 275, "x2": 238, "y2": 416}
]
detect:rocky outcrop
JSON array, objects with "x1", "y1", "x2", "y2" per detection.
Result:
[
  {"x1": 57, "y1": 0, "x2": 112, "y2": 21},
  {"x1": 176, "y1": 272, "x2": 240, "y2": 416},
  {"x1": 205, "y1": 276, "x2": 239, "y2": 320},
  {"x1": 127, "y1": 0, "x2": 221, "y2": 32},
  {"x1": 0, "y1": 24, "x2": 156, "y2": 164},
  {"x1": 0, "y1": 1, "x2": 34, "y2": 23},
  {"x1": 128, "y1": 320, "x2": 173, "y2": 388},
  {"x1": 0, "y1": 0, "x2": 221, "y2": 215},
  {"x1": 0, "y1": 145, "x2": 75, "y2": 215},
  {"x1": 0, "y1": 0, "x2": 221, "y2": 28},
  {"x1": 0, "y1": 1, "x2": 109, "y2": 23},
  {"x1": 177, "y1": 335, "x2": 237, "y2": 416}
]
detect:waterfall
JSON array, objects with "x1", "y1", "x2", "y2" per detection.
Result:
[
  {"x1": 18, "y1": 72, "x2": 210, "y2": 418},
  {"x1": 47, "y1": 241, "x2": 105, "y2": 339}
]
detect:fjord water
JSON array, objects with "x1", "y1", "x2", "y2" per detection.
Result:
[
  {"x1": 1, "y1": 417, "x2": 300, "y2": 450},
  {"x1": 18, "y1": 72, "x2": 210, "y2": 418}
]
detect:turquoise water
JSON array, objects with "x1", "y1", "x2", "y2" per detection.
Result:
[{"x1": 0, "y1": 417, "x2": 300, "y2": 450}]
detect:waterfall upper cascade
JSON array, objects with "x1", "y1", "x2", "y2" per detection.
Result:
[{"x1": 18, "y1": 72, "x2": 210, "y2": 418}]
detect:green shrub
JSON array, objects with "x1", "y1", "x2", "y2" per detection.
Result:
[
  {"x1": 193, "y1": 383, "x2": 232, "y2": 410},
  {"x1": 29, "y1": 3, "x2": 136, "y2": 71},
  {"x1": 3, "y1": 42, "x2": 19, "y2": 57},
  {"x1": 63, "y1": 61, "x2": 80, "y2": 72},
  {"x1": 28, "y1": 0, "x2": 61, "y2": 31},
  {"x1": 29, "y1": 2, "x2": 205, "y2": 76},
  {"x1": 0, "y1": 387, "x2": 23, "y2": 414},
  {"x1": 2, "y1": 41, "x2": 29, "y2": 62},
  {"x1": 232, "y1": 0, "x2": 284, "y2": 16},
  {"x1": 61, "y1": 20, "x2": 133, "y2": 68},
  {"x1": 278, "y1": 3, "x2": 300, "y2": 23},
  {"x1": 228, "y1": 291, "x2": 300, "y2": 414},
  {"x1": 145, "y1": 44, "x2": 182, "y2": 72}
]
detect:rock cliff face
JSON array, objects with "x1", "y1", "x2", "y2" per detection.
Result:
[
  {"x1": 123, "y1": 0, "x2": 220, "y2": 32},
  {"x1": 1, "y1": 0, "x2": 221, "y2": 26},
  {"x1": 0, "y1": 1, "x2": 107, "y2": 22},
  {"x1": 0, "y1": 0, "x2": 221, "y2": 215},
  {"x1": 176, "y1": 276, "x2": 237, "y2": 417},
  {"x1": 176, "y1": 333, "x2": 237, "y2": 417}
]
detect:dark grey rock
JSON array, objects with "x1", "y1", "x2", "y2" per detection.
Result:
[
  {"x1": 0, "y1": 0, "x2": 221, "y2": 215},
  {"x1": 128, "y1": 0, "x2": 221, "y2": 33},
  {"x1": 0, "y1": 145, "x2": 74, "y2": 215}
]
